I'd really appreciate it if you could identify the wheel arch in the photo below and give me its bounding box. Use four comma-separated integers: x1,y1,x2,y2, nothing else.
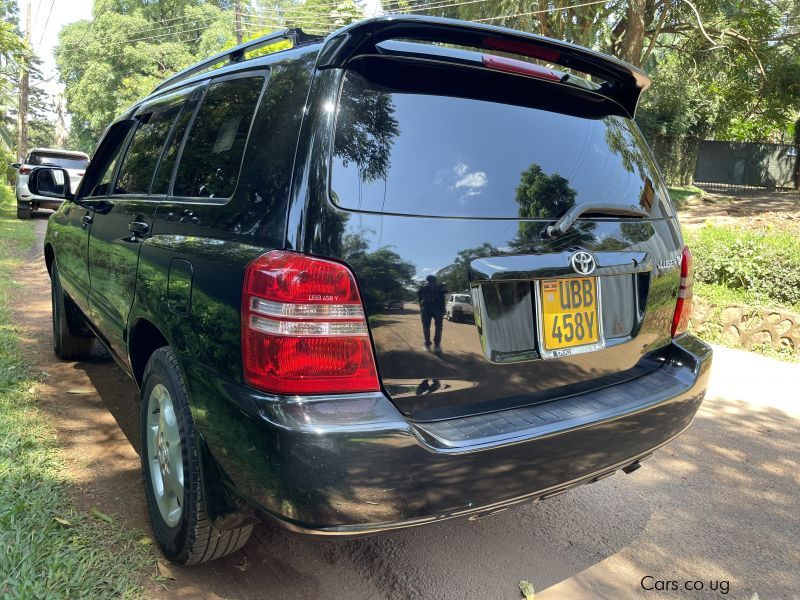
44,242,55,275
129,318,170,387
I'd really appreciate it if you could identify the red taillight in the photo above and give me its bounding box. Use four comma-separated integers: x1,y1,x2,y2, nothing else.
77,171,85,176
19,166,31,174
242,251,380,395
482,54,562,82
482,37,562,63
671,246,693,338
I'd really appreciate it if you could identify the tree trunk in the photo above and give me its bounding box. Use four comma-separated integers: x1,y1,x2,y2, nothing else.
620,0,647,66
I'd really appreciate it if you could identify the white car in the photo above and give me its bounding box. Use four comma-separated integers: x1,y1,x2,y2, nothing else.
13,148,89,219
446,292,474,322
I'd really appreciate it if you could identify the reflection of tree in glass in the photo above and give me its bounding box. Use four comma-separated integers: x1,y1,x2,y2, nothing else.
342,231,416,311
512,163,597,250
333,74,400,183
620,221,653,244
437,243,499,292
603,116,648,176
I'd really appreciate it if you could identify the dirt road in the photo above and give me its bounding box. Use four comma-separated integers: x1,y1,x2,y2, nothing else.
15,216,800,599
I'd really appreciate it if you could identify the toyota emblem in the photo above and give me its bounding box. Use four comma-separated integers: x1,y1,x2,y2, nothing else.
571,251,596,275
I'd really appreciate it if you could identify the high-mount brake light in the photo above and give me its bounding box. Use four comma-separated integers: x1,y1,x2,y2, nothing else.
481,54,562,82
241,251,380,395
482,36,562,63
671,246,694,338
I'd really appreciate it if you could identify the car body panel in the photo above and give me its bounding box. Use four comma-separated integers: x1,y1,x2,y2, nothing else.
182,334,710,533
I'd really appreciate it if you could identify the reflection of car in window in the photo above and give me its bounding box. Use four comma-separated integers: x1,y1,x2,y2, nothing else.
43,17,711,567
446,293,474,322
14,148,89,219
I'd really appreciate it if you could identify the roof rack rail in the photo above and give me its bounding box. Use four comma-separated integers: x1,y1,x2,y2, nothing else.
153,28,324,93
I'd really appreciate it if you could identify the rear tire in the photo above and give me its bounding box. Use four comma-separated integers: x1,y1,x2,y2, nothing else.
140,347,252,565
17,203,31,219
51,262,94,359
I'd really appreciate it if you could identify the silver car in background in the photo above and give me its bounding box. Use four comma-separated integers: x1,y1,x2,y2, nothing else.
446,292,474,322
13,148,89,219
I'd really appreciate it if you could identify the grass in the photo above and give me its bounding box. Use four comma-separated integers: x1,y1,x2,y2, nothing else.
685,222,800,363
0,185,154,598
668,185,704,209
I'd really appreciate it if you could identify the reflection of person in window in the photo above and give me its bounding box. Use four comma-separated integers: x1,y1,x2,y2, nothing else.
418,275,447,352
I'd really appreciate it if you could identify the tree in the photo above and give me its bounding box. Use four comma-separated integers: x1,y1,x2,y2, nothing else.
0,0,26,179
56,1,235,151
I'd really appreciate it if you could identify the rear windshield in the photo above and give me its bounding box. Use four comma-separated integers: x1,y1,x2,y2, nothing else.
330,71,667,219
28,153,88,170
453,295,471,304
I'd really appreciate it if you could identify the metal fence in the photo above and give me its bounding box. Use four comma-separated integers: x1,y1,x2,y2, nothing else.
693,140,798,193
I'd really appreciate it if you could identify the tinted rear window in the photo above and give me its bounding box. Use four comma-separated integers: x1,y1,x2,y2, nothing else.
331,71,666,219
29,153,88,170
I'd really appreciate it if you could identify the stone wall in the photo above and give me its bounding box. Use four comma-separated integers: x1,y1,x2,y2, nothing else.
691,300,800,354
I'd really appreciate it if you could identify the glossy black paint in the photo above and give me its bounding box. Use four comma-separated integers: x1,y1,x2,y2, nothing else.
44,18,711,534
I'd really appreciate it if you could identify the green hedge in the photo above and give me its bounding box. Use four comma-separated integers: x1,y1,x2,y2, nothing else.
686,225,800,309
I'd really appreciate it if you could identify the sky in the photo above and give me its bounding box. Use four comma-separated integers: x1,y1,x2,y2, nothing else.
18,0,93,105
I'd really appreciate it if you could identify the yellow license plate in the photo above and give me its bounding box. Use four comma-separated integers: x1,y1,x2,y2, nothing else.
540,277,600,351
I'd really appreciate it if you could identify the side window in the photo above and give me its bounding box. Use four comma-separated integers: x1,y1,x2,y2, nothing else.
88,142,127,197
172,75,264,199
114,94,187,195
151,87,205,195
79,120,137,198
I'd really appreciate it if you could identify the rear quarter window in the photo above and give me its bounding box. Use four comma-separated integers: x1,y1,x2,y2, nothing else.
171,75,265,199
330,71,670,220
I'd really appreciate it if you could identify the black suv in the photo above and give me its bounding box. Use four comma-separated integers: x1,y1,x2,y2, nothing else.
36,16,712,565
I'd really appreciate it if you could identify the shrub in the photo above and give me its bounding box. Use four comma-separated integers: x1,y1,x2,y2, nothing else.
687,225,800,308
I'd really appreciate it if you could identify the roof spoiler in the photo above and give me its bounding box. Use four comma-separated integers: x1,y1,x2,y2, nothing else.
317,16,650,117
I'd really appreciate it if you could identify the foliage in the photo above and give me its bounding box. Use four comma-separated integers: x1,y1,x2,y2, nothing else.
56,2,235,151
687,224,800,309
0,190,153,597
342,230,416,310
0,0,27,155
667,184,704,209
56,0,366,152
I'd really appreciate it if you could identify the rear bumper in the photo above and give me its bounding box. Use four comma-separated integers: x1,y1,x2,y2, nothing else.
189,335,711,536
17,195,64,210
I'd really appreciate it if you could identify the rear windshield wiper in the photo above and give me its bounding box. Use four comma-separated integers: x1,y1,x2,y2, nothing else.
545,203,648,238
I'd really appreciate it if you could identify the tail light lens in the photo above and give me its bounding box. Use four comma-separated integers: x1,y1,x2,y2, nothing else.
671,246,693,338
19,166,31,175
242,251,380,395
